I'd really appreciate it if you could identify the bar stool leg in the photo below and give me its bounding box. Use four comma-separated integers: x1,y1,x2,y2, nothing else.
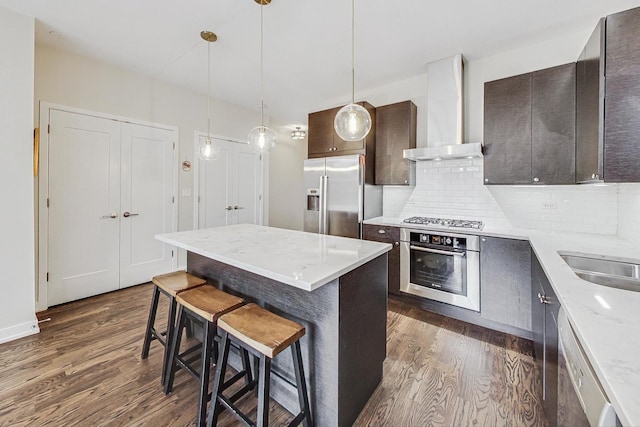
164,305,186,395
207,331,231,427
292,341,313,427
196,320,215,427
141,285,161,359
256,355,271,427
161,297,178,386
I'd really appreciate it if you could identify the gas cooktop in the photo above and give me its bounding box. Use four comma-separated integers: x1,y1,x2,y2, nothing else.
402,216,484,230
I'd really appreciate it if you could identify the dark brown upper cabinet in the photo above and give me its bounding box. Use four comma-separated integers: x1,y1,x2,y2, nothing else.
603,7,640,182
307,101,376,159
483,63,576,185
484,73,533,185
375,101,417,185
577,7,640,183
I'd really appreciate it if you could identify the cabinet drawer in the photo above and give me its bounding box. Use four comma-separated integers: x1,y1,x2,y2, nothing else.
362,224,399,244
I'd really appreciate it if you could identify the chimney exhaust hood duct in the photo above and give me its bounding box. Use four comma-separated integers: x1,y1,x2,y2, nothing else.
404,54,483,161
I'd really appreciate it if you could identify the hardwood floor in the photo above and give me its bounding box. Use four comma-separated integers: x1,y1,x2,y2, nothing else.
0,284,545,426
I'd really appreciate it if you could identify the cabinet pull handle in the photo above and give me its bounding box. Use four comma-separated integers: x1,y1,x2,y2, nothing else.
537,292,550,304
533,177,540,183
378,229,386,234
394,242,399,246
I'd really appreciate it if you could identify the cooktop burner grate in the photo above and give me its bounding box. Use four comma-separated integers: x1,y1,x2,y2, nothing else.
403,216,484,230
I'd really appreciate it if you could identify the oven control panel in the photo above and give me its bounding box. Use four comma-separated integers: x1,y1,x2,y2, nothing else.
410,232,466,250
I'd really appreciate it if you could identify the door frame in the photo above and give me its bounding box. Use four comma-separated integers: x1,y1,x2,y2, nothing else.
192,131,269,230
37,102,179,311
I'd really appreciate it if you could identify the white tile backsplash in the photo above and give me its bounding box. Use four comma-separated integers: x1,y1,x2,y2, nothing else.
384,158,620,234
617,184,640,245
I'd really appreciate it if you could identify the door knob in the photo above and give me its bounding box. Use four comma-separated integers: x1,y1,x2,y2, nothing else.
123,212,139,218
101,212,118,219
225,206,233,210
234,206,244,210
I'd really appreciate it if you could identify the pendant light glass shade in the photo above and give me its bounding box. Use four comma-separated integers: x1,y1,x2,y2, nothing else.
334,103,371,142
335,0,371,142
199,30,218,161
198,137,219,160
248,0,275,153
248,125,276,152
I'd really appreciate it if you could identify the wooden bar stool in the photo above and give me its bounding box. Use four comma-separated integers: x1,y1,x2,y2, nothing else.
164,285,251,427
141,270,206,386
206,303,313,427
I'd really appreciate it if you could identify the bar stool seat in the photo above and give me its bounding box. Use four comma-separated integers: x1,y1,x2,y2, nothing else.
141,270,206,386
165,285,248,427
207,303,313,427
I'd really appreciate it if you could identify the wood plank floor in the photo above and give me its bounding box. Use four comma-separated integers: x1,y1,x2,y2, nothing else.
0,284,545,426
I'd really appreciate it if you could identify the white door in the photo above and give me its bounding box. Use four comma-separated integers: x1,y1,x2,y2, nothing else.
197,136,263,228
48,110,121,306
198,137,234,228
46,108,177,307
119,123,175,288
236,149,261,224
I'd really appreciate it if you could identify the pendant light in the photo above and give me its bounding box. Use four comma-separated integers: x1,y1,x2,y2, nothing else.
334,0,371,142
248,0,276,153
198,30,219,161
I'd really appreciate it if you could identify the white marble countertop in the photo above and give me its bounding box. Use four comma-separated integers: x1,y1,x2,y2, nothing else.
156,224,391,292
365,216,640,426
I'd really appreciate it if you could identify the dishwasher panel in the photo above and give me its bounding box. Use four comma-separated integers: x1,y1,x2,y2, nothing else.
557,307,619,427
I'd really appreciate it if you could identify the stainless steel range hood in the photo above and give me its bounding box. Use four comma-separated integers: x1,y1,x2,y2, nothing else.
404,54,483,161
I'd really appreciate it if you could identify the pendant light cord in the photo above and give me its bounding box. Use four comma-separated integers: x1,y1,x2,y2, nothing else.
260,3,265,128
351,0,355,104
207,39,212,140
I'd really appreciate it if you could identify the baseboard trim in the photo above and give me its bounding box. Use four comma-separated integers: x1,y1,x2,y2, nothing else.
0,319,40,345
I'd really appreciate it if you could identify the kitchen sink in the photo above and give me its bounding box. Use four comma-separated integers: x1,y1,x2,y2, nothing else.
560,253,640,292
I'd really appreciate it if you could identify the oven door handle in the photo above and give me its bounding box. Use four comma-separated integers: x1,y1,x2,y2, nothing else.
409,245,466,257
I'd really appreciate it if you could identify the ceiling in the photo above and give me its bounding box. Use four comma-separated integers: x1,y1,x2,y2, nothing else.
2,0,640,126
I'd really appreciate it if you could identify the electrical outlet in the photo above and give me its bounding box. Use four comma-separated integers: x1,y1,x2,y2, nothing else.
541,201,557,210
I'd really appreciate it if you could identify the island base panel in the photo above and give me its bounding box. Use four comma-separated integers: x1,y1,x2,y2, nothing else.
187,252,387,427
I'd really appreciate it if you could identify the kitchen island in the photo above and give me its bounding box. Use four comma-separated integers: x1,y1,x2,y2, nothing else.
156,224,391,427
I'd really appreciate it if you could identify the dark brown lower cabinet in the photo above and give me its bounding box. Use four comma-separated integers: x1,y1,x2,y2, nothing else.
480,236,532,335
532,252,559,427
362,224,400,295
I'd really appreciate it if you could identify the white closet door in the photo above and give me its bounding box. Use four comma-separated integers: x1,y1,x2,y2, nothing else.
198,137,234,228
119,123,175,288
235,145,261,225
48,110,121,306
197,137,264,228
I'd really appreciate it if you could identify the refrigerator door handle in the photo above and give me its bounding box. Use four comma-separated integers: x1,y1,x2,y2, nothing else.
320,175,328,234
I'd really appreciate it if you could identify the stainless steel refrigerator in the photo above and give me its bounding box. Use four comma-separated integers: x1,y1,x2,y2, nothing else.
303,154,382,238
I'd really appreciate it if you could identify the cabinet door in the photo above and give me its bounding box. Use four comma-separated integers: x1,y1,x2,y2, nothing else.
483,74,532,184
604,7,640,182
362,224,400,295
480,237,532,331
532,64,576,184
532,252,559,426
544,289,559,427
308,107,338,157
375,101,417,185
576,20,605,183
531,254,546,397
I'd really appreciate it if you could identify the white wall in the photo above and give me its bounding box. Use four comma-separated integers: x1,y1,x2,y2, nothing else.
0,6,39,343
618,184,640,245
268,123,307,231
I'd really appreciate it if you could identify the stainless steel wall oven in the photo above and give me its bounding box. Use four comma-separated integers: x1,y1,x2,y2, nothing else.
400,228,480,311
